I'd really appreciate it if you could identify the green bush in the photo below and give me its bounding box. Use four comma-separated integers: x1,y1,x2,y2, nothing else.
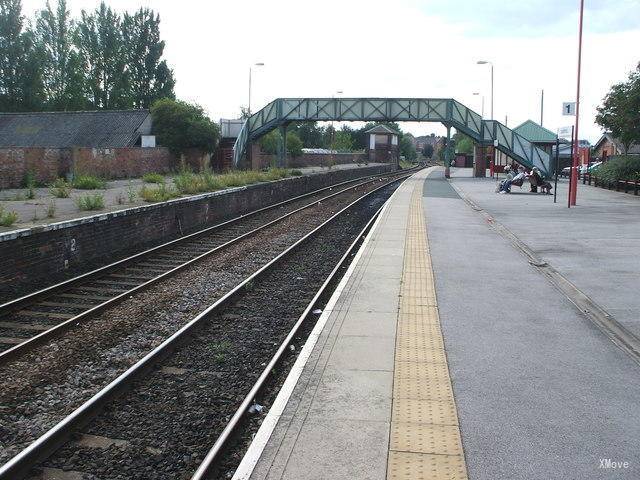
287,132,303,158
0,206,19,227
76,193,105,210
139,183,180,202
50,178,72,198
290,169,303,176
73,175,107,190
142,172,165,184
151,98,219,156
595,155,640,183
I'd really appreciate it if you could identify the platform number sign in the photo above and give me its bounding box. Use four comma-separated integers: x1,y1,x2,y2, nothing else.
562,102,576,116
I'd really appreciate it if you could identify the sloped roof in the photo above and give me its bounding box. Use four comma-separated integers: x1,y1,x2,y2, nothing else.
0,110,151,148
513,120,557,144
365,124,398,135
594,132,640,154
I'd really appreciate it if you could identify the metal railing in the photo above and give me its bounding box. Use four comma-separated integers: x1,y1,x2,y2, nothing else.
233,98,552,176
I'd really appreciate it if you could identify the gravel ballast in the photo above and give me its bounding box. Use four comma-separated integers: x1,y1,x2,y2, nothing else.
0,175,405,467
32,179,402,480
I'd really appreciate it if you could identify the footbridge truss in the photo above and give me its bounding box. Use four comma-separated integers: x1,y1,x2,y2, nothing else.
233,98,552,176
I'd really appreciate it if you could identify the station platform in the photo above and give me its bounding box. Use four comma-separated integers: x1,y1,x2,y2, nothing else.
233,167,640,480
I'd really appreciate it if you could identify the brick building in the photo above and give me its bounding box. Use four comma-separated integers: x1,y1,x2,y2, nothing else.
0,110,175,188
365,125,399,164
593,133,640,160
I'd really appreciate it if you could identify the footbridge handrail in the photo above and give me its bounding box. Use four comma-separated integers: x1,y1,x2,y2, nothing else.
233,98,551,176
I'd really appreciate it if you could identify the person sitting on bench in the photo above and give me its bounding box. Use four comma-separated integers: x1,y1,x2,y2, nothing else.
499,166,526,193
530,167,553,194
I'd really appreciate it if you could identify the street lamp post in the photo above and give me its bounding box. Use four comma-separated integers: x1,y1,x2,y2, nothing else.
477,60,493,120
248,62,265,118
477,60,494,177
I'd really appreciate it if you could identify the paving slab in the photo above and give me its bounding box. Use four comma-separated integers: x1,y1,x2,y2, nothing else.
448,167,640,337
427,168,640,479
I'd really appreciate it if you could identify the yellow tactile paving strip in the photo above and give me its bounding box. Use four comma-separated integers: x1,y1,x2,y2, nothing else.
387,184,468,480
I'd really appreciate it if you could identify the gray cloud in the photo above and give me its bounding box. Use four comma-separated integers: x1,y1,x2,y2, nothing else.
417,0,640,36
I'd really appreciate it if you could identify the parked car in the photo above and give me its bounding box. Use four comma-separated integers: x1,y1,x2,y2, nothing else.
588,161,603,172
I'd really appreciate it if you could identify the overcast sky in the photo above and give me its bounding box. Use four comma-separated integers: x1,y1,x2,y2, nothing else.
22,0,640,142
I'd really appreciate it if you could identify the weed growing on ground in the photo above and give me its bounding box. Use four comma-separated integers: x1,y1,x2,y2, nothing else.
290,169,303,176
127,181,137,203
142,172,165,184
212,340,232,363
139,183,179,202
32,207,38,221
46,199,56,218
13,192,25,201
0,206,18,227
73,175,107,190
49,178,72,198
76,193,105,211
115,191,126,205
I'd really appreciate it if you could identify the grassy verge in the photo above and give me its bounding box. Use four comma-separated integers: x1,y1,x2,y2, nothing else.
137,168,300,203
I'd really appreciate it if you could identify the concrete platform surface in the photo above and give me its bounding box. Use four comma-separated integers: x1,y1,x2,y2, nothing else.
233,167,640,480
448,168,640,338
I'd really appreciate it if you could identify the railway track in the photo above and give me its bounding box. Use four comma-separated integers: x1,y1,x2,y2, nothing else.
0,168,412,363
0,168,420,478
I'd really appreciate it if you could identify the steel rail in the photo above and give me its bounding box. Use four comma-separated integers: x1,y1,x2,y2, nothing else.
190,179,399,480
0,169,412,364
0,170,415,480
1,169,398,315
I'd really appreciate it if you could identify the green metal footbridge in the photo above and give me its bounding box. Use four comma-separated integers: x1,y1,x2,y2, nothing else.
233,98,552,176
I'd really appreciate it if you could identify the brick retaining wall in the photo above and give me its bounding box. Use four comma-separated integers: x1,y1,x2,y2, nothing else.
0,164,394,301
0,146,175,189
72,147,173,178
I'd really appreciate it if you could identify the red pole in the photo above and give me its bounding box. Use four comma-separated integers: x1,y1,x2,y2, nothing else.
569,0,584,206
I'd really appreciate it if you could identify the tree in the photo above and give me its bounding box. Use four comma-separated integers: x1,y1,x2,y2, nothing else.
75,2,129,109
400,136,417,161
35,0,86,110
423,143,434,159
151,98,219,155
596,63,640,154
286,131,303,158
333,130,354,152
0,0,44,111
289,121,324,147
453,132,473,154
259,129,280,155
122,8,174,108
